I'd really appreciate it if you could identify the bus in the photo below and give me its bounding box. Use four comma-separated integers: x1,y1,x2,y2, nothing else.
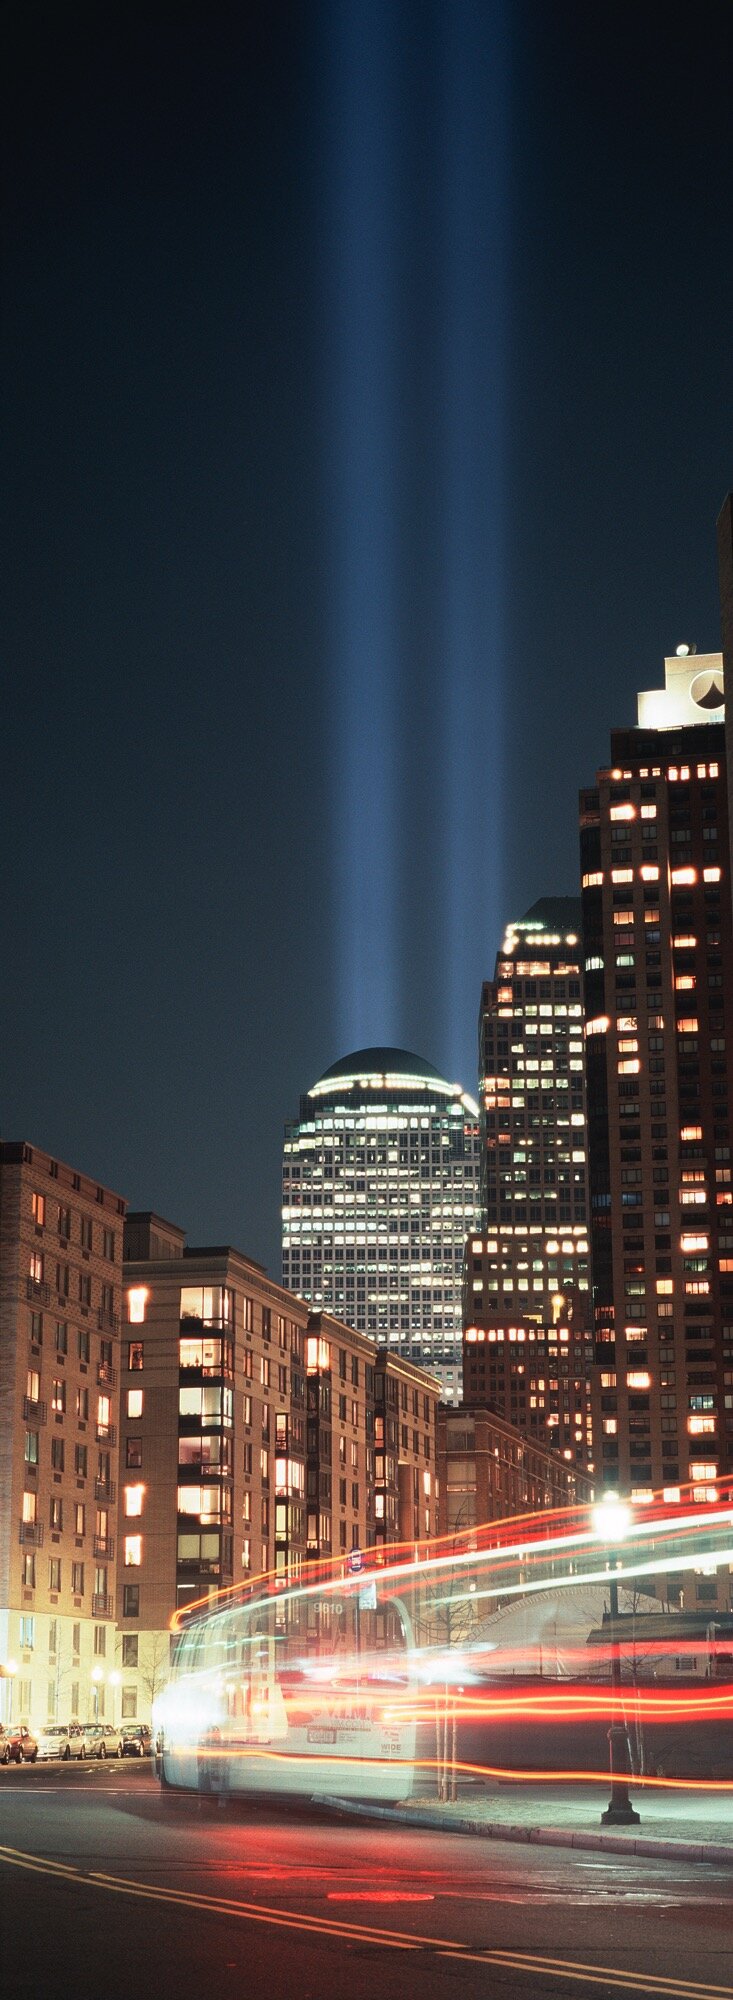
155,1565,420,1802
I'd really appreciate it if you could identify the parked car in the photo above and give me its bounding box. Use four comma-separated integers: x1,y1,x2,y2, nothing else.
121,1723,152,1758
0,1724,38,1764
87,1723,123,1758
36,1724,87,1761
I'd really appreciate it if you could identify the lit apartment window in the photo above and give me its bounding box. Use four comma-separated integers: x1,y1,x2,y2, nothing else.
126,1389,143,1419
124,1536,142,1566
32,1192,45,1226
127,1288,148,1324
124,1485,145,1517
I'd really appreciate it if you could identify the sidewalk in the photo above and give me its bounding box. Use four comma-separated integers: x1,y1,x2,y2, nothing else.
325,1779,733,1867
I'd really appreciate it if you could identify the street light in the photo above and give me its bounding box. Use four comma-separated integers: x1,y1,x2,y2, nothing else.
592,1494,640,1827
108,1669,121,1727
1,1660,18,1727
90,1664,105,1723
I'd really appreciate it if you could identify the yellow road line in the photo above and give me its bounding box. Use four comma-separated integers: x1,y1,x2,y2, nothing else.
0,1842,731,1997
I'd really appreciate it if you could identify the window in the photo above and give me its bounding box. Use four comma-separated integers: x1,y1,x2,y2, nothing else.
22,1553,36,1588
80,1216,93,1251
29,1310,43,1345
26,1368,40,1405
124,1485,144,1517
51,1437,64,1471
78,1273,91,1307
94,1624,107,1657
74,1445,87,1477
124,1536,142,1567
78,1327,90,1363
123,1584,139,1617
102,1227,116,1261
22,1491,37,1525
75,1503,85,1535
126,1388,143,1419
50,1497,63,1530
121,1687,138,1719
72,1562,85,1595
29,1251,44,1284
32,1192,45,1227
19,1616,35,1650
127,1287,148,1323
51,1378,66,1414
126,1437,143,1469
76,1387,89,1420
128,1342,144,1371
24,1431,39,1466
55,1319,67,1355
121,1635,138,1668
49,1559,61,1592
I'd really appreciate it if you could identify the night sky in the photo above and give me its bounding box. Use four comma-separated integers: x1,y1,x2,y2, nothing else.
3,1,733,1275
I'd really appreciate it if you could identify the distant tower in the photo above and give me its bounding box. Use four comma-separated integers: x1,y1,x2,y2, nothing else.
282,1047,481,1402
470,900,590,1318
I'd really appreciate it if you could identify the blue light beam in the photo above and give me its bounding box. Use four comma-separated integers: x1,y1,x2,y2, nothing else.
322,0,400,1050
439,0,511,1078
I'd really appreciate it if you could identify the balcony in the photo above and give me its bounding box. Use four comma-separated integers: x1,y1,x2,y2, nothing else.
95,1423,116,1445
92,1593,113,1617
26,1276,50,1305
22,1396,47,1424
93,1535,115,1559
96,1363,117,1387
97,1307,119,1333
94,1478,116,1503
19,1520,44,1546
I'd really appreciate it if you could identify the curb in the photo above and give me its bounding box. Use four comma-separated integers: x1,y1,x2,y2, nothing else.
320,1796,733,1869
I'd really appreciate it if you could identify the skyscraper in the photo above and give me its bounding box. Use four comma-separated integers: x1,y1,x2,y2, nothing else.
282,1047,481,1401
580,647,733,1503
468,900,590,1321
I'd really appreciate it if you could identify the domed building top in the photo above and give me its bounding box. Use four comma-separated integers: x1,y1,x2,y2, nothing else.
308,1047,478,1107
315,1046,444,1088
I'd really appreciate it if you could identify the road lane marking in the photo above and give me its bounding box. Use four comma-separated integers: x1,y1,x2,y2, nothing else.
0,1842,731,1996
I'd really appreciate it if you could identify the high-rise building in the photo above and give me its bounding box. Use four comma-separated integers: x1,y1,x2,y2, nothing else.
282,1047,481,1401
580,647,733,1503
472,900,590,1321
0,1139,126,1730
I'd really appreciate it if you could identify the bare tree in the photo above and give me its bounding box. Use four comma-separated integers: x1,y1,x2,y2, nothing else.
138,1633,172,1715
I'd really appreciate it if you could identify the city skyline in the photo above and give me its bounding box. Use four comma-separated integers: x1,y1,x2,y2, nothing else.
3,6,733,1276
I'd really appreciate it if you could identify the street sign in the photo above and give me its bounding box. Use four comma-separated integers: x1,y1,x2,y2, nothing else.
347,1548,364,1573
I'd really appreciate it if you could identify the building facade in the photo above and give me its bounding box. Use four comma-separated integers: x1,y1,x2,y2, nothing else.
476,901,590,1323
118,1214,311,1721
117,1219,440,1724
282,1047,481,1401
437,1401,592,1538
461,1295,595,1474
580,648,733,1501
0,1140,126,1729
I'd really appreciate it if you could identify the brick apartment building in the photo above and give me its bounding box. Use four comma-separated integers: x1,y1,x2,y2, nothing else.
117,1215,440,1724
0,1141,126,1729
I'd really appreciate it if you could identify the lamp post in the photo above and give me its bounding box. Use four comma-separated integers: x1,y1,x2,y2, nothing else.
91,1664,105,1723
108,1669,121,1728
592,1493,640,1827
1,1660,18,1727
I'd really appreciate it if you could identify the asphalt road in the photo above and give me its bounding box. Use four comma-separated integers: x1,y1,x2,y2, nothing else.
1,1760,732,2000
